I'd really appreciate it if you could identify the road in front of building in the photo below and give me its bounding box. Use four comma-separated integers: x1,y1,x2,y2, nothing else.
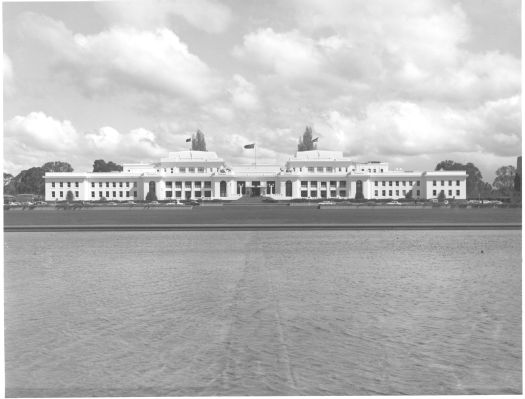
3,206,521,228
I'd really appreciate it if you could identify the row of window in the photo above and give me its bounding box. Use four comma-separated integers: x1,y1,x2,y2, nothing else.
165,190,212,198
165,181,212,188
433,180,461,186
90,191,138,198
300,180,347,188
153,167,218,174
91,182,137,188
50,191,79,198
433,190,461,197
50,182,79,188
374,190,420,197
374,180,420,187
291,167,385,173
300,190,347,198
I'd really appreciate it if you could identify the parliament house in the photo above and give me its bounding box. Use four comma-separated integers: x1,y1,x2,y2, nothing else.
44,150,467,201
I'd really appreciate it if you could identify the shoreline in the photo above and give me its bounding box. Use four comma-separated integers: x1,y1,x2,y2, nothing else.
5,223,521,232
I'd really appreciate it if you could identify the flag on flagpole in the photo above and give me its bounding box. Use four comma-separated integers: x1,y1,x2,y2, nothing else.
244,143,255,149
186,138,191,143
312,137,319,143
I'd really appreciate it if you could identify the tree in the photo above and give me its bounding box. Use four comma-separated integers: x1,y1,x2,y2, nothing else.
435,160,489,198
42,161,74,173
405,190,413,200
192,130,207,151
93,159,123,172
297,126,315,151
66,190,74,202
437,190,446,202
11,167,46,196
145,191,158,202
493,165,516,196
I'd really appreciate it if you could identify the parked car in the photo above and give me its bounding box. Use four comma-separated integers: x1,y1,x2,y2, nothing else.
386,200,402,205
150,201,159,205
184,200,200,206
107,201,118,206
318,201,335,205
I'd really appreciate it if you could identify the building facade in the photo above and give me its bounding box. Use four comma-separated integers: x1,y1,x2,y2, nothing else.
44,150,467,201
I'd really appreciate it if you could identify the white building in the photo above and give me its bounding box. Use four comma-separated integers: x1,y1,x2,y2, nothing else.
44,150,467,201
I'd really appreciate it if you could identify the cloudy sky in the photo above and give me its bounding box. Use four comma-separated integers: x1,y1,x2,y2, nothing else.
3,0,521,179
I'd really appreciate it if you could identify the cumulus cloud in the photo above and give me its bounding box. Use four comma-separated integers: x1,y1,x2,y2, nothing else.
18,12,220,102
229,75,260,110
95,0,232,33
4,112,165,172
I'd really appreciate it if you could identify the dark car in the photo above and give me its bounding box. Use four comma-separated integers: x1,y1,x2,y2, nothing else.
184,200,200,206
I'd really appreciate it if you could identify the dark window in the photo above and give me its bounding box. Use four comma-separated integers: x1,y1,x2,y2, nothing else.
204,181,211,188
166,191,172,197
67,182,71,188
113,191,116,197
119,182,123,187
339,190,346,197
175,191,182,198
106,191,110,197
91,182,95,187
456,180,460,186
195,191,202,197
433,180,436,186
51,191,55,197
285,181,293,197
330,190,336,197
220,181,227,197
382,190,386,196
113,182,116,187
448,190,452,196
301,190,308,198
301,181,308,187
389,190,392,196
417,190,420,196
310,190,317,197
106,182,109,187
133,191,137,197
204,191,211,198
456,190,460,196
126,192,130,197
52,182,55,187
60,182,63,187
195,181,201,188
119,192,123,197
339,180,346,188
59,191,63,197
91,191,95,197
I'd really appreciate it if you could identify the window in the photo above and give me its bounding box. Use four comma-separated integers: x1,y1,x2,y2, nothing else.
301,181,308,188
133,182,137,187
113,191,116,197
91,182,95,188
106,182,109,187
389,190,392,196
448,190,452,196
416,190,420,196
456,190,460,196
382,190,386,196
113,182,116,187
204,181,211,188
382,181,386,186
99,182,103,187
389,181,393,186
433,190,437,196
133,191,137,197
374,181,378,186
321,181,327,187
175,181,182,188
75,191,79,197
91,191,95,198
310,181,317,187
402,181,406,186
195,191,202,197
180,167,186,173
417,181,420,186
166,191,172,197
330,181,336,187
374,190,378,196
308,167,314,172
448,180,452,186
330,190,336,197
175,191,181,198
195,182,201,188
395,181,399,186
380,169,384,172
204,191,211,198
317,167,323,172
60,182,63,188
185,181,192,188
198,168,204,173
119,182,123,187
339,190,346,197
310,190,317,197
395,190,399,196
166,181,172,188
99,192,103,197
339,180,346,188
119,192,123,198
441,180,445,186
409,181,413,186
59,192,63,197
373,169,376,173
456,180,460,186
301,190,308,198
106,191,110,197
171,168,174,174
326,167,333,172
52,182,55,188
433,180,436,186
189,167,195,173
74,182,78,188
368,169,371,173
126,192,130,197
402,190,406,196
67,182,71,188
51,191,55,197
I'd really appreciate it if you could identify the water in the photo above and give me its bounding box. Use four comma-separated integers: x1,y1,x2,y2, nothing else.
4,230,522,396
